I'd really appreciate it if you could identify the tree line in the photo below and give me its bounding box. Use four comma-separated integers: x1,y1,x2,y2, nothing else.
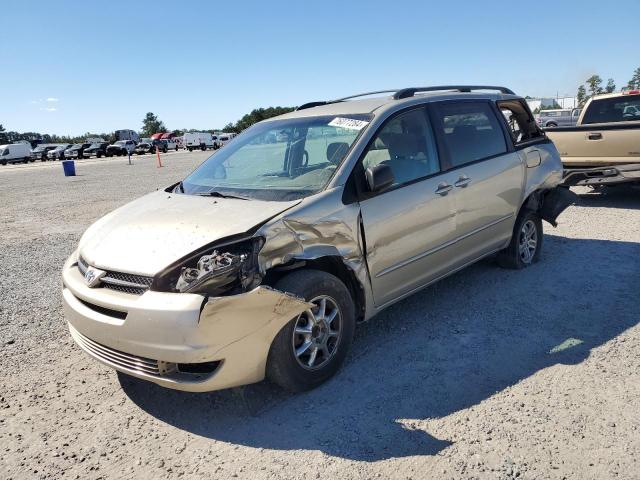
1,106,295,145
576,67,640,106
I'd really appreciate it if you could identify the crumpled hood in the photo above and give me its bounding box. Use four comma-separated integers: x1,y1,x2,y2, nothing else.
78,190,300,275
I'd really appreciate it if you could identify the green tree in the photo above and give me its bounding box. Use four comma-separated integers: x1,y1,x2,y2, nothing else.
576,85,587,106
224,106,295,133
586,75,603,97
141,112,167,136
605,78,616,93
628,67,640,89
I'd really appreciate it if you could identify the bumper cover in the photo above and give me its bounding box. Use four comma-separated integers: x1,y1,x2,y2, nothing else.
61,254,310,392
561,163,640,186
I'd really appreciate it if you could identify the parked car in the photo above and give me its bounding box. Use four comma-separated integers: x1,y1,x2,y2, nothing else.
217,134,236,147
160,139,178,151
83,142,109,158
47,144,72,160
536,108,581,128
545,89,640,186
106,140,136,156
134,141,154,155
0,143,33,165
62,85,575,394
184,132,216,151
30,144,58,161
64,143,92,159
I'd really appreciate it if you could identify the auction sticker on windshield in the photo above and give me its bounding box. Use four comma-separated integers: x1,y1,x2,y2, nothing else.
328,117,369,130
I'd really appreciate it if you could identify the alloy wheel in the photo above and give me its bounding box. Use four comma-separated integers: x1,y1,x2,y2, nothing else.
519,219,538,264
292,295,342,370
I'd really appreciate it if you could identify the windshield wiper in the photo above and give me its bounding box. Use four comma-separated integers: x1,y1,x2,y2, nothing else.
197,190,250,200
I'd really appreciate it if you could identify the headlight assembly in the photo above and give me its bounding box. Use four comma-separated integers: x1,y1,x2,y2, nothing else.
152,237,263,296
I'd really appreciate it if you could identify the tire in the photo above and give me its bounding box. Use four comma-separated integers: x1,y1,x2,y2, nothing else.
97,153,102,158
546,122,557,128
0,161,5,166
266,270,356,392
497,209,543,269
201,144,206,151
163,147,167,153
188,147,192,152
175,146,178,151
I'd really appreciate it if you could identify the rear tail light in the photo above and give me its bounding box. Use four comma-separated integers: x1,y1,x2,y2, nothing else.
622,90,640,95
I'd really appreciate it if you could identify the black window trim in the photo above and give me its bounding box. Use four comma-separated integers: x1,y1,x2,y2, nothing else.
347,103,446,202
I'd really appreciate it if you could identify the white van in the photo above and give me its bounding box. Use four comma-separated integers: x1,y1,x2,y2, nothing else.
0,143,33,165
184,132,216,151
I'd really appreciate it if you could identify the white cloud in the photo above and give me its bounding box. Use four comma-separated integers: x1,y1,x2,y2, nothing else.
40,106,57,112
46,97,59,102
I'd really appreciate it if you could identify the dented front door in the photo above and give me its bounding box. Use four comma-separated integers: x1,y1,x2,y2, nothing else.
360,175,458,307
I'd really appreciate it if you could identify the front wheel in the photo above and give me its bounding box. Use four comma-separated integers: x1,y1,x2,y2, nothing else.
497,210,543,269
267,270,356,392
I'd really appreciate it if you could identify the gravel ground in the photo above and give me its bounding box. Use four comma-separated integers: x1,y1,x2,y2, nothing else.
1,153,639,480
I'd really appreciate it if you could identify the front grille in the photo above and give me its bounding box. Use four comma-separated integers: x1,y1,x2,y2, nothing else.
70,325,162,377
77,297,127,320
77,257,153,295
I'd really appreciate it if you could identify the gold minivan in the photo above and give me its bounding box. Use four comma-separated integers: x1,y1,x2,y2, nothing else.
62,86,575,392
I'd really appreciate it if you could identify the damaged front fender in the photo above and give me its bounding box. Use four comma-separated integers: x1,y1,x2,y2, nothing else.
199,286,312,353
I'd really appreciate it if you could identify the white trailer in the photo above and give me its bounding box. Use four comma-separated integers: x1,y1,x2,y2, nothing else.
0,143,33,165
184,132,216,151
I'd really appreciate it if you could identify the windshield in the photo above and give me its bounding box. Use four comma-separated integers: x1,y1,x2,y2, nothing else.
114,141,126,145
181,114,371,201
582,96,640,124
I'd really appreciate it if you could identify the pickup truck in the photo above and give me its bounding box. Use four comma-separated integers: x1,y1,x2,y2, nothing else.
545,90,640,186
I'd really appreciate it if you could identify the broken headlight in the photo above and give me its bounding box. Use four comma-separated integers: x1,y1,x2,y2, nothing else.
153,237,263,296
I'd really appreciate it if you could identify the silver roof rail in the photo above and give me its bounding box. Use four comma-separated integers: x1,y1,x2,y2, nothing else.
296,86,516,110
393,85,515,99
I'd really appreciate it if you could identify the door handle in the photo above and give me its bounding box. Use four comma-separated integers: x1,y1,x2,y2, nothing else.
435,182,453,196
454,175,471,188
587,132,603,140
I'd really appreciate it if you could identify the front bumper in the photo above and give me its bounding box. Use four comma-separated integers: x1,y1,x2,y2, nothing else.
61,253,309,392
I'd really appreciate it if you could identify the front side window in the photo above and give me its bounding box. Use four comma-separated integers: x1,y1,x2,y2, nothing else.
582,96,640,123
433,102,507,167
361,108,439,186
181,114,370,201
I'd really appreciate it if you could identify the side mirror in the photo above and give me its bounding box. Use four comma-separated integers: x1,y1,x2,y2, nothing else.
365,164,395,192
526,150,541,168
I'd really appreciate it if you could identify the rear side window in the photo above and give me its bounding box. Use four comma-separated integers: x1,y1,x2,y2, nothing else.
432,102,507,167
582,96,640,124
498,99,544,146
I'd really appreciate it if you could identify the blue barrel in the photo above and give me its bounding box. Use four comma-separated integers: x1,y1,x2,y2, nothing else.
62,160,76,177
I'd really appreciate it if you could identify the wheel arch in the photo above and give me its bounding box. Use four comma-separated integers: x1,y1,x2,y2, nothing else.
263,256,366,323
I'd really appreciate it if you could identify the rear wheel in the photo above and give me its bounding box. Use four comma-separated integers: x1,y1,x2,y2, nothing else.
497,210,543,269
267,270,356,392
546,122,558,128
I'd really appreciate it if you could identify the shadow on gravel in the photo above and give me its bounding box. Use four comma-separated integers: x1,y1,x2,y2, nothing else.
575,184,640,210
121,234,640,461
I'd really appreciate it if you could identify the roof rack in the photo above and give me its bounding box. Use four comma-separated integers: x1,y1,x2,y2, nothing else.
296,85,515,110
296,90,400,110
393,85,515,99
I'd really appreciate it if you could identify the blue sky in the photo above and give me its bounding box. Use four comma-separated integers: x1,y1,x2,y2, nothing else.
2,0,638,136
